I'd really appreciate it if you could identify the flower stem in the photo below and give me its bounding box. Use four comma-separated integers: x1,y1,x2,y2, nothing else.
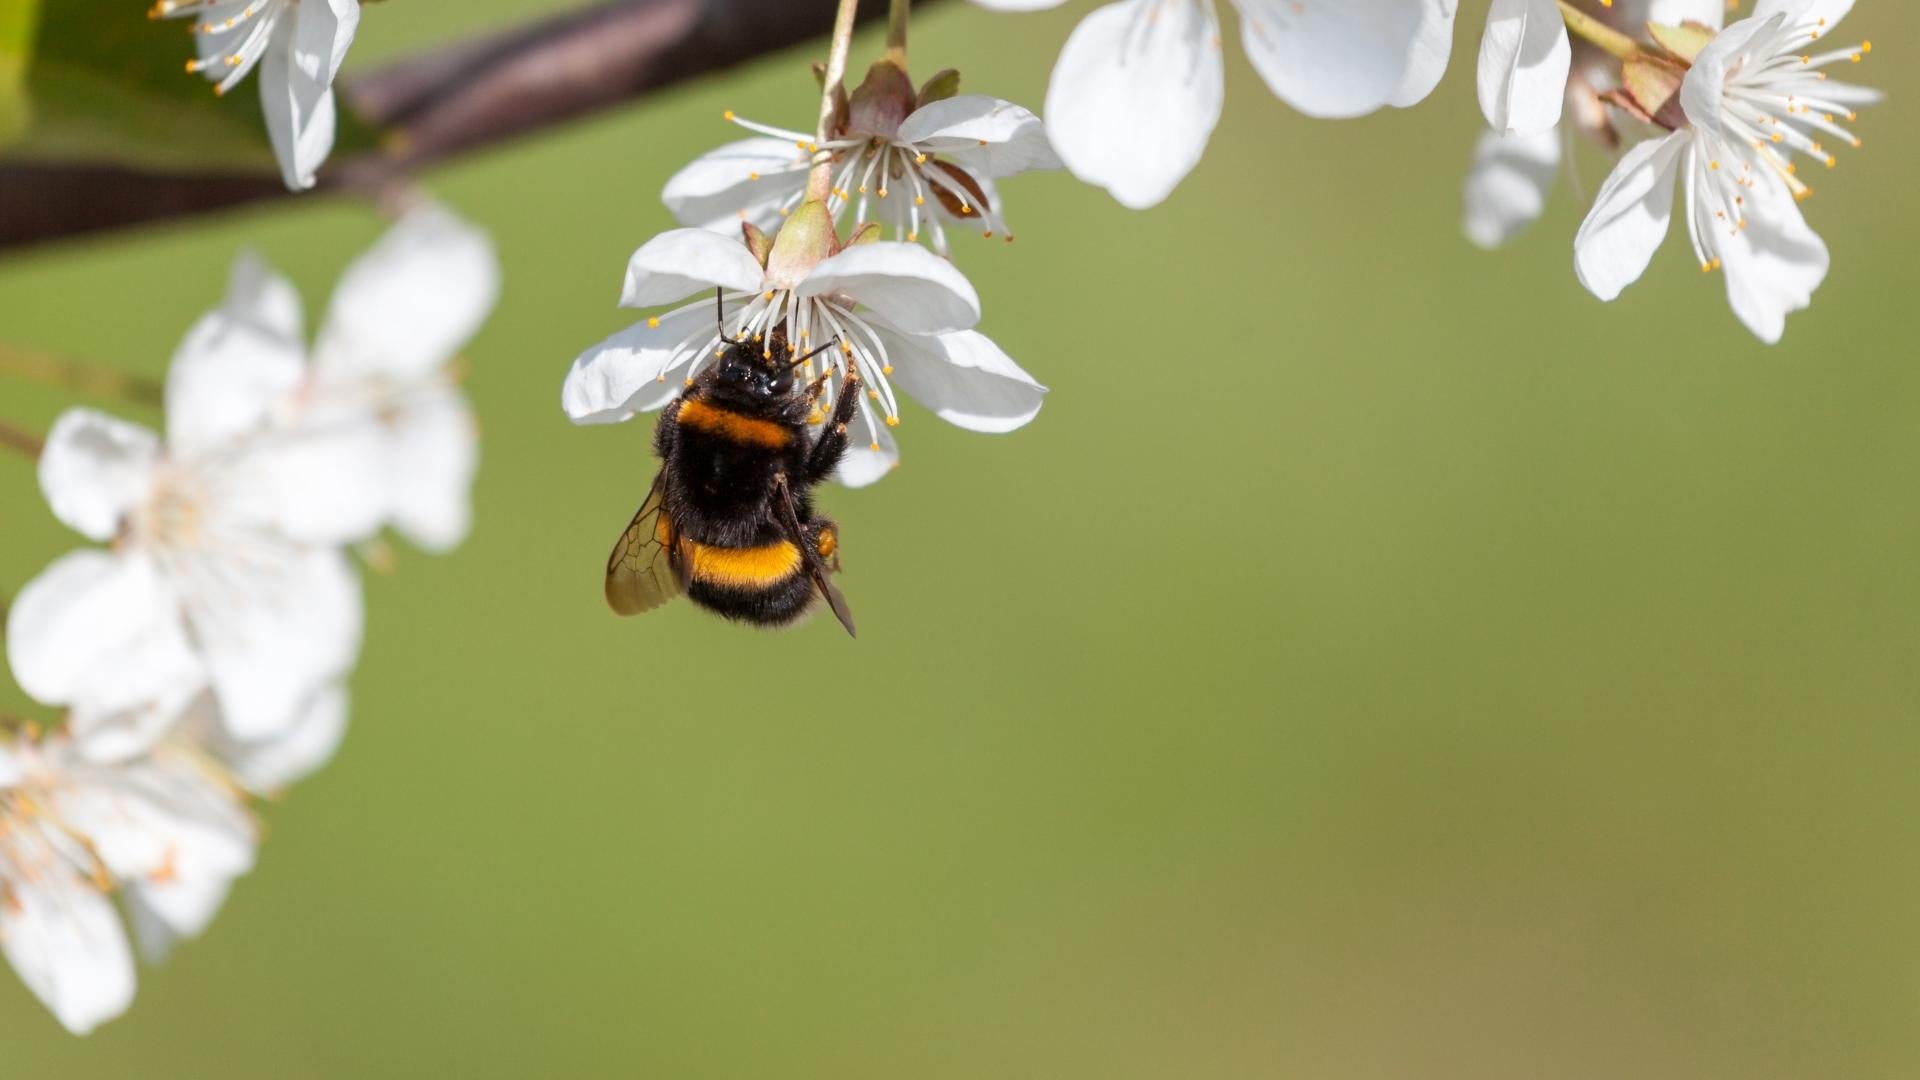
1557,0,1640,61
807,0,862,203
885,0,909,69
0,343,164,407
0,419,44,460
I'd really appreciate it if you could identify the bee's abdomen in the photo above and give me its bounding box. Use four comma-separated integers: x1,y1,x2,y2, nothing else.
684,539,815,626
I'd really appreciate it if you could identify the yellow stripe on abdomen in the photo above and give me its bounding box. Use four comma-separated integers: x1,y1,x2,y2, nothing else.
687,539,801,589
677,398,791,448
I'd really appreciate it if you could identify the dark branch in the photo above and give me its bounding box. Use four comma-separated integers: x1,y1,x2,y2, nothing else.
0,0,932,252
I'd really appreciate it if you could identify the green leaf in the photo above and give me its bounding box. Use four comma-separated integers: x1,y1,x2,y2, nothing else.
6,4,382,173
0,0,40,148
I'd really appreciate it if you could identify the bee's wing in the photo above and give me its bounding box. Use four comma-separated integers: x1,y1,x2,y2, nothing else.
772,474,856,638
604,474,688,616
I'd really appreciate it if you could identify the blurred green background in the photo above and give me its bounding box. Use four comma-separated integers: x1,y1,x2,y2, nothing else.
4,1,1920,1075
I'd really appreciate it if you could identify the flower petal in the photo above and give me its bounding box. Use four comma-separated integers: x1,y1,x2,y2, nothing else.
1648,0,1727,30
223,250,306,342
315,202,500,381
619,228,766,309
165,288,308,458
0,869,136,1036
896,95,1063,175
871,326,1047,433
562,303,711,424
1718,179,1828,344
236,408,389,546
1392,0,1460,107
1235,0,1427,118
5,550,204,759
1477,0,1571,135
836,410,900,488
217,682,351,794
383,384,479,552
1044,0,1223,209
194,547,362,741
1752,0,1851,28
259,22,339,192
661,136,813,233
1574,131,1687,302
1463,126,1562,249
799,242,980,334
37,408,159,542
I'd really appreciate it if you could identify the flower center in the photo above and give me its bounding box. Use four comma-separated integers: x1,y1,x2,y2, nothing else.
155,0,289,96
720,111,1011,253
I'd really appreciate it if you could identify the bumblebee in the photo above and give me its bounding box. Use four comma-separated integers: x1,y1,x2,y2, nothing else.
604,292,859,636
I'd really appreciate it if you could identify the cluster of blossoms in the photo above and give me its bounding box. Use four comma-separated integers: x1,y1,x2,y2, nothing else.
568,56,1054,479
2,203,497,1033
969,0,1880,341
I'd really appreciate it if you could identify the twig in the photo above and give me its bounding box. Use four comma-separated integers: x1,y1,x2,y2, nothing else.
0,420,45,460
886,0,910,70
807,0,862,203
0,0,936,252
0,342,165,406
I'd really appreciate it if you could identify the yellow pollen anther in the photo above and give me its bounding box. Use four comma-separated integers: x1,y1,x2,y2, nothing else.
877,187,889,198
914,195,925,206
884,416,900,428
724,110,736,120
647,317,660,329
762,291,774,300
869,441,880,452
748,171,760,181
914,152,927,164
881,365,894,376
906,231,918,242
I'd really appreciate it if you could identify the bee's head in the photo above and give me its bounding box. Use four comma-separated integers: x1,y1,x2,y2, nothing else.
714,342,795,401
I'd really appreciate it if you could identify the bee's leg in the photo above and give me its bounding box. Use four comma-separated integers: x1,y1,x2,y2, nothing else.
804,369,862,484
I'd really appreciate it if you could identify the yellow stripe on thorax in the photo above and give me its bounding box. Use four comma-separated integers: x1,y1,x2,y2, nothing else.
687,539,801,589
677,398,791,448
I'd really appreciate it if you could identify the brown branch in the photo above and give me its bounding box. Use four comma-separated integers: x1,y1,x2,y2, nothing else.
0,0,936,252
0,420,45,459
0,342,165,406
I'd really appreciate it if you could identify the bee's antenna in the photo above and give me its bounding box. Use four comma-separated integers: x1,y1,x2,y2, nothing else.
790,337,841,368
716,287,748,346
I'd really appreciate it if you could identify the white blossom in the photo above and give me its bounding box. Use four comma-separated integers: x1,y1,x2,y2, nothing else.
5,256,372,758
153,0,361,190
664,62,1060,256
0,729,255,1034
972,0,1437,208
1573,0,1878,342
563,204,1045,484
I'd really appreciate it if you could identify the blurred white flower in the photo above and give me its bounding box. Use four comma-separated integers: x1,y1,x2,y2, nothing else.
0,728,255,1035
295,202,500,552
154,0,361,190
5,256,371,757
663,62,1061,255
563,203,1045,485
971,0,1436,208
1462,0,1726,248
176,683,350,796
1573,0,1879,342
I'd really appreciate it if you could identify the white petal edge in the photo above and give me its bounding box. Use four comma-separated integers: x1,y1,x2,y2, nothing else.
872,326,1048,433
562,304,712,424
661,137,813,233
1574,131,1688,302
315,201,501,382
1463,126,1562,249
37,408,160,542
1477,0,1572,136
619,228,767,309
1234,0,1427,119
1044,0,1223,209
799,242,980,335
896,95,1064,176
